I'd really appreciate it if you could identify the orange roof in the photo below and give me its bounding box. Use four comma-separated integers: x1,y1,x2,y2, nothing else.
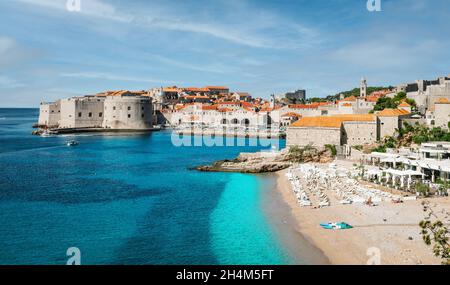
398,102,411,107
240,101,254,108
281,112,302,118
259,107,274,112
218,101,241,106
342,103,353,107
341,96,357,102
218,108,233,113
183,87,210,92
182,95,210,99
201,105,218,111
436,97,450,104
369,89,392,97
289,104,320,109
291,114,376,128
163,87,179,92
205,86,229,90
376,108,410,117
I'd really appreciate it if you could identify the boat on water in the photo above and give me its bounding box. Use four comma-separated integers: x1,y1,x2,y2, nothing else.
320,222,353,230
67,140,78,147
40,130,58,137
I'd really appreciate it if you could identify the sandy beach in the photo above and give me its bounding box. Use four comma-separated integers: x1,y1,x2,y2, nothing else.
274,166,450,265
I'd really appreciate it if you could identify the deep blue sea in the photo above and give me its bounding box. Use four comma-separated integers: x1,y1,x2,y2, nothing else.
0,108,296,265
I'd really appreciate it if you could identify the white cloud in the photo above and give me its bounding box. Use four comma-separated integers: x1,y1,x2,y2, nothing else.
16,0,132,22
60,71,177,85
330,40,442,69
0,75,24,88
0,36,37,68
15,0,319,49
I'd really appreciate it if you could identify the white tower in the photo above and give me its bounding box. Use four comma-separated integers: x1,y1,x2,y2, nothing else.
269,94,275,109
360,77,367,98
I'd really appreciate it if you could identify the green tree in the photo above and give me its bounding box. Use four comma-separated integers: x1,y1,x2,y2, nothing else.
419,201,450,265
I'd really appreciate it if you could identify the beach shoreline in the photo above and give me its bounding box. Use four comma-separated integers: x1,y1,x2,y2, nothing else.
260,174,330,265
272,166,447,265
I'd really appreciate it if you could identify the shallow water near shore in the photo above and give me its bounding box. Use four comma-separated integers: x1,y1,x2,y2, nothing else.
0,108,322,264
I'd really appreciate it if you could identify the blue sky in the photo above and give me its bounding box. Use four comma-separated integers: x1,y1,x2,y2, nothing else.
0,0,449,107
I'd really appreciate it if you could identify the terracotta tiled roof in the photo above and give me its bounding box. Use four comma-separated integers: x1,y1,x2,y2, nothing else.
183,87,210,92
398,102,411,107
376,108,410,117
218,108,233,113
201,105,218,111
290,114,376,128
288,104,320,109
436,97,450,104
218,101,241,106
163,87,180,92
341,96,357,102
365,95,380,103
281,112,302,118
342,103,353,107
182,95,210,99
205,86,229,90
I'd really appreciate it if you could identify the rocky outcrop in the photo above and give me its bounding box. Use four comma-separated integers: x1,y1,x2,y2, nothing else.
195,146,334,173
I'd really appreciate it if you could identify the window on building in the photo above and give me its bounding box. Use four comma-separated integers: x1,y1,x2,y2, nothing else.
141,114,144,118
88,112,92,117
78,112,82,117
99,112,103,117
128,106,131,111
113,106,116,110
128,114,131,118
141,106,144,111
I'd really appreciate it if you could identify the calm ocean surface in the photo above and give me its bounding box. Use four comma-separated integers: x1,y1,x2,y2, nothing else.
0,108,295,265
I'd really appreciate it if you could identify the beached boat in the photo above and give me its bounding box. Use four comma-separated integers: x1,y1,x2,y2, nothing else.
320,222,353,230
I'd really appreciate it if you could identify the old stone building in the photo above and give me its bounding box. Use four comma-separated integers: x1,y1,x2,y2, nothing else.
286,114,377,147
398,75,450,113
425,97,450,129
287,109,411,147
103,94,153,130
59,96,105,129
38,100,61,127
38,93,153,131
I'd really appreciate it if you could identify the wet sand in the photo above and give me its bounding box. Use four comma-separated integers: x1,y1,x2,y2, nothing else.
260,174,330,265
272,168,449,265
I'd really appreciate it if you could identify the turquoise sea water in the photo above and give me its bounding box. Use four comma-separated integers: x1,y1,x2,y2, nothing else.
0,108,294,265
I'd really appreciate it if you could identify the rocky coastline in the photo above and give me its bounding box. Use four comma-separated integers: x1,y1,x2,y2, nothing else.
194,145,334,174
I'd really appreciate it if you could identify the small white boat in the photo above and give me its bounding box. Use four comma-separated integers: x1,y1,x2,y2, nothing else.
67,140,78,147
41,130,57,137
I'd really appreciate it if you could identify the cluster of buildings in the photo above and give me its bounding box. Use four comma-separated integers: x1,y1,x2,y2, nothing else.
37,74,450,141
287,75,450,148
360,142,450,193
